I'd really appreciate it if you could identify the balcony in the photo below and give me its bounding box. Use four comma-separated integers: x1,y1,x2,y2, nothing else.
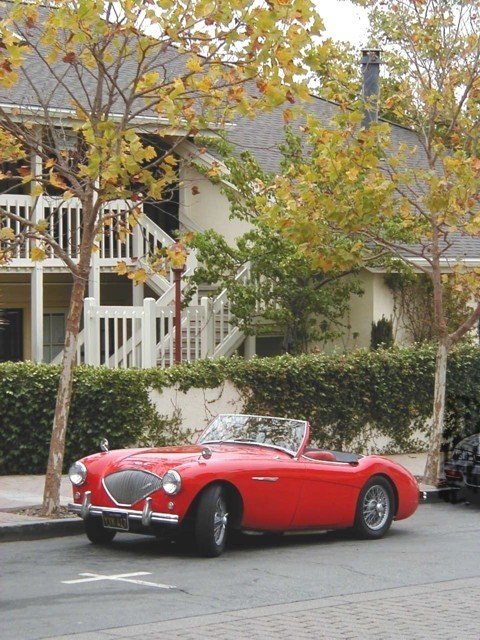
0,194,175,272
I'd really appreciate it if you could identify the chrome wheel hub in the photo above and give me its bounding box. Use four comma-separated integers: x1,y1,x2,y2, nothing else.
213,497,228,546
363,485,389,531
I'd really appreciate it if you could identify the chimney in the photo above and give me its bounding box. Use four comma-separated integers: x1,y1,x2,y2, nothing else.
362,49,381,128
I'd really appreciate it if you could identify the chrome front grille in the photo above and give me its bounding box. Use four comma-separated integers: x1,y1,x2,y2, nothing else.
103,470,163,506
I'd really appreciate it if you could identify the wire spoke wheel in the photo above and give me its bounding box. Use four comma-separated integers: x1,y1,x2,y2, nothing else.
354,476,394,539
362,485,390,531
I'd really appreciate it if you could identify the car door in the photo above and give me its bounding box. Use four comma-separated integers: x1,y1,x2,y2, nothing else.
291,459,360,528
238,455,305,530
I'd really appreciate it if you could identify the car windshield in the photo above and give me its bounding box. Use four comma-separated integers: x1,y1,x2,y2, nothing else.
198,414,308,456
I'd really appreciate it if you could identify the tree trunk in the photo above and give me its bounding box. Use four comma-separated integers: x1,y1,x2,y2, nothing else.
41,273,88,515
423,339,448,486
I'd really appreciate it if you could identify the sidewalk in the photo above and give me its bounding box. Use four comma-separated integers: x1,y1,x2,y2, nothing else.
0,453,433,542
0,474,83,541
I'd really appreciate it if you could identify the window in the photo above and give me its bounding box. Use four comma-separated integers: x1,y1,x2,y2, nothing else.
43,311,67,363
0,309,23,361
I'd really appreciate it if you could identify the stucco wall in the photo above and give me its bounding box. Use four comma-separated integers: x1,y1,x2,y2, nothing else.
149,381,244,439
180,164,250,244
149,383,427,454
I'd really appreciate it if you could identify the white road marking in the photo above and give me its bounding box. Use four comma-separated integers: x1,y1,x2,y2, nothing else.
62,572,176,589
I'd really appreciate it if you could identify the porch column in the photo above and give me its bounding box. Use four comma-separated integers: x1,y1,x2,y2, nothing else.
132,281,144,306
31,265,43,362
88,180,100,303
132,223,144,305
30,136,44,362
244,335,256,359
88,251,100,303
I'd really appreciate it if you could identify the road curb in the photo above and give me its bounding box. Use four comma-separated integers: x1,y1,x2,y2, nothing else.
0,517,83,542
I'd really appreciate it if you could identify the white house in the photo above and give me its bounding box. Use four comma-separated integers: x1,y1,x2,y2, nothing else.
1,7,478,367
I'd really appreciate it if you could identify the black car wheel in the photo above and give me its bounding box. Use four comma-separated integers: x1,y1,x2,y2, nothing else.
354,476,394,539
195,484,228,557
84,517,117,544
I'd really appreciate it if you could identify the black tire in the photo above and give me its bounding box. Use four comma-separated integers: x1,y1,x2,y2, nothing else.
84,517,117,544
195,484,228,557
353,476,394,540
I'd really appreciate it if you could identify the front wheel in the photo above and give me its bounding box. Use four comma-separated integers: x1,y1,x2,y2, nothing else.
195,484,228,557
84,517,117,544
354,476,394,539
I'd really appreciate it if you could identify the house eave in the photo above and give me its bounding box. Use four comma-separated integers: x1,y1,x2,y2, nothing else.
0,103,234,134
367,257,480,273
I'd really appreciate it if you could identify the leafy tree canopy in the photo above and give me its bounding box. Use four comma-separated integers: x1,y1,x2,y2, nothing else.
186,137,363,354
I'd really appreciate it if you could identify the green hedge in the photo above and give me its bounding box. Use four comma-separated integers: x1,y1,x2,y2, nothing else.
0,363,155,474
2,344,480,475
146,343,480,453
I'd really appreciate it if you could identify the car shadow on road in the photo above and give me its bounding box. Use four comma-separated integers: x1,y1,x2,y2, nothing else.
66,525,413,560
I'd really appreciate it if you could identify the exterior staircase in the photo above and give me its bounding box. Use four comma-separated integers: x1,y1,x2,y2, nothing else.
78,219,249,368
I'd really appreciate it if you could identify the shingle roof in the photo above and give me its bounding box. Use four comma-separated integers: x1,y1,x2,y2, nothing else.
226,102,480,263
0,2,190,119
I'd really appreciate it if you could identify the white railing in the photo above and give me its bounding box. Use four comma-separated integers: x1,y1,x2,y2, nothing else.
0,194,140,263
81,259,252,368
83,297,208,369
212,262,250,352
1,195,200,296
156,304,205,368
0,194,32,259
84,298,157,368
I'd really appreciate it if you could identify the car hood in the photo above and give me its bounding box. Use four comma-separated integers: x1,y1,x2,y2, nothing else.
103,443,290,475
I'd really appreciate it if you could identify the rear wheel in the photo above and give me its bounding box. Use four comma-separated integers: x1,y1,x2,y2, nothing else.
195,484,228,557
354,476,394,539
84,517,117,544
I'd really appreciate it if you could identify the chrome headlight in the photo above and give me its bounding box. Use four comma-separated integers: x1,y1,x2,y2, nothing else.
69,461,87,486
162,470,182,495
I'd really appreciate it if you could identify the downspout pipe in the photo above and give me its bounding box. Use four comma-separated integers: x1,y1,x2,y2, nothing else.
362,49,381,128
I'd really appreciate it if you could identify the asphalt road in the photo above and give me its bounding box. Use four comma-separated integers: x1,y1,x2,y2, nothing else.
1,502,479,640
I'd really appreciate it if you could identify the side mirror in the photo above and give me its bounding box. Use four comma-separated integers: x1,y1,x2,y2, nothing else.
201,446,212,460
100,438,109,452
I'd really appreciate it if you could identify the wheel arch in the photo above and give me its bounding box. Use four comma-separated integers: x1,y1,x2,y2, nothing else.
371,473,399,516
184,480,244,529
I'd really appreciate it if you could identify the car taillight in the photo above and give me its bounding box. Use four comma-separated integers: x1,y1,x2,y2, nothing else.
445,469,462,479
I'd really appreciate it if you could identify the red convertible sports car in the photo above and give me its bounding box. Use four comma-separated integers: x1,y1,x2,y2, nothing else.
68,414,419,557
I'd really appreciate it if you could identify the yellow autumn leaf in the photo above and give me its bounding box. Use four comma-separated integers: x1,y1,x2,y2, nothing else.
127,213,138,228
30,246,46,261
115,261,128,276
283,108,294,124
165,243,188,270
163,154,177,166
128,268,148,284
186,57,202,73
34,219,49,233
0,226,15,241
49,171,68,190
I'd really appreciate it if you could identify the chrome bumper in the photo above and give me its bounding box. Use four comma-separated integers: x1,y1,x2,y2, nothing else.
68,491,179,526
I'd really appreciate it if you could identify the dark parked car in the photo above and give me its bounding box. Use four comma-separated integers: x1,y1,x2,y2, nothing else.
444,433,480,503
